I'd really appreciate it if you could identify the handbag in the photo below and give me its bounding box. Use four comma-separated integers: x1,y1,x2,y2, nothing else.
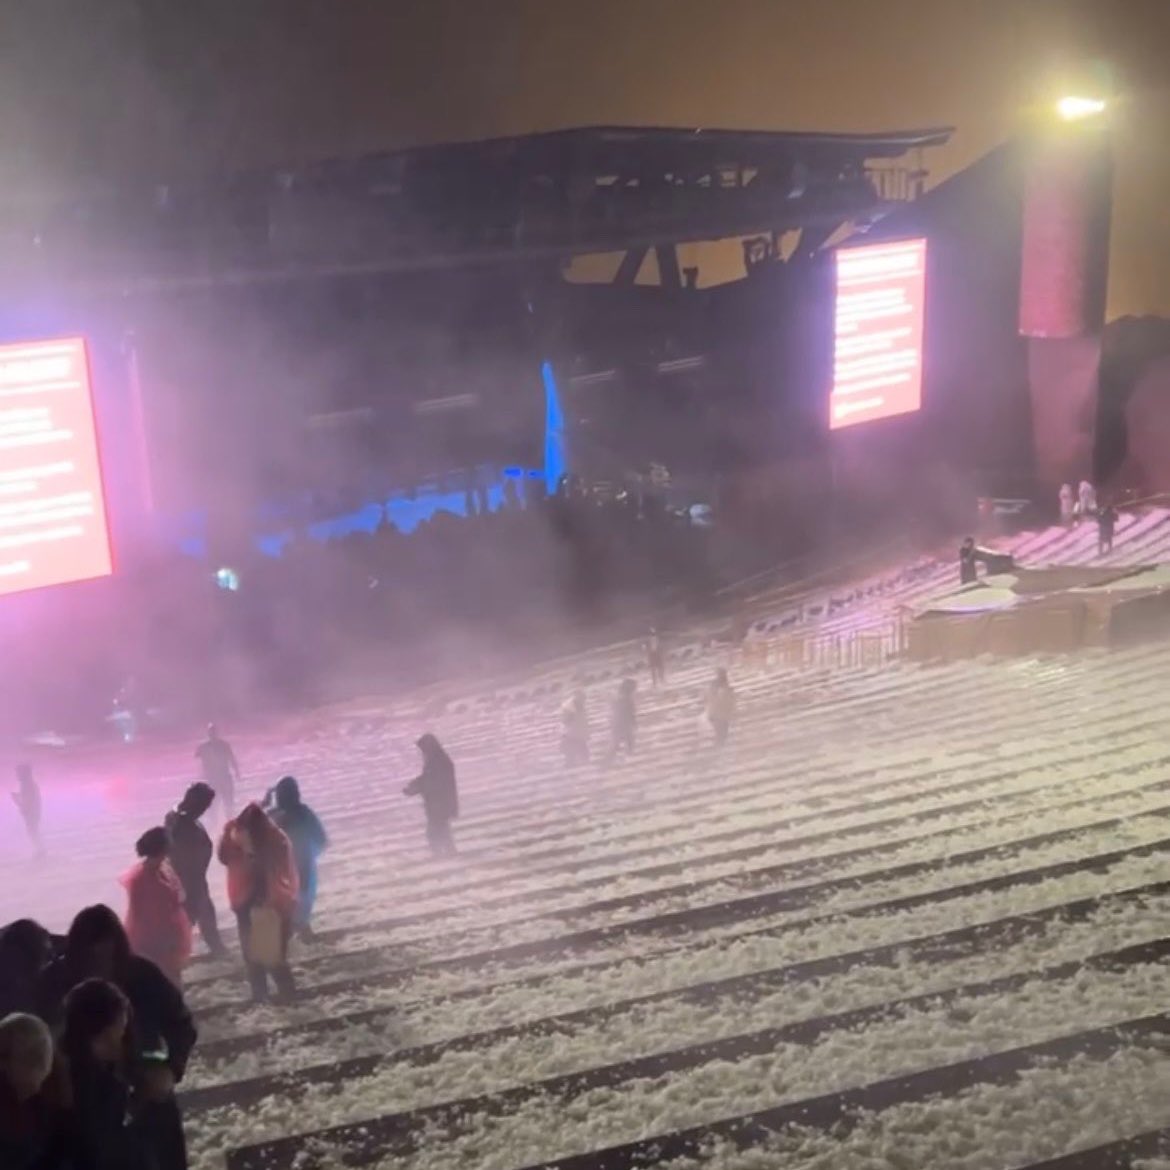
247,905,285,968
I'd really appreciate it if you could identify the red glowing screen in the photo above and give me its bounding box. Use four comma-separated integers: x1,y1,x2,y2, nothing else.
831,238,928,430
0,337,113,595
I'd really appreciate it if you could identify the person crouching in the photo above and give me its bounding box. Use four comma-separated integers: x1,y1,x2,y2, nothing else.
217,804,298,1003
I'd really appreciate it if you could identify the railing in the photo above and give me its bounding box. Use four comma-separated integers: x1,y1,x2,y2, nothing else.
737,615,909,674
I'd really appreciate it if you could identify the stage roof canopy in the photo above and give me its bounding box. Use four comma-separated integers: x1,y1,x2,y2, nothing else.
0,123,953,292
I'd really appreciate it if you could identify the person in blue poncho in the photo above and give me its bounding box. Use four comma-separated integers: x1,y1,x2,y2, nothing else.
265,776,328,941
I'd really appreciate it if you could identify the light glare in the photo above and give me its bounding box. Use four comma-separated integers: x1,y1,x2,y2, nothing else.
1056,96,1107,122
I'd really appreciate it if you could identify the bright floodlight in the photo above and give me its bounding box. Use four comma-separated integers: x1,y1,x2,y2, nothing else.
1056,95,1107,121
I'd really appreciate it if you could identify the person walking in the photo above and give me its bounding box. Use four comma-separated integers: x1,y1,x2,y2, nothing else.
37,906,196,1170
404,735,459,858
120,829,192,989
11,766,43,859
165,784,227,958
266,777,328,942
705,668,737,747
217,804,298,1003
194,725,241,825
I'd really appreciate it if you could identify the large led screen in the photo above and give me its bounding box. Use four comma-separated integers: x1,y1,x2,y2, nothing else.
0,337,113,595
830,238,927,430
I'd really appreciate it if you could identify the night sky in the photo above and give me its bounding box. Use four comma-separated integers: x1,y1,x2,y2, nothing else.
1,0,1166,314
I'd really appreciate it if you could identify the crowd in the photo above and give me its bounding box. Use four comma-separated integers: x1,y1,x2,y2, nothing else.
0,729,460,1169
2,638,737,1169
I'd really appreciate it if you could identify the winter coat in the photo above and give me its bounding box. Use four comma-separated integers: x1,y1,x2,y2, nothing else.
269,803,327,927
38,955,197,1085
66,1057,149,1170
405,741,459,827
120,862,192,987
0,1079,70,1170
217,821,299,920
163,811,214,898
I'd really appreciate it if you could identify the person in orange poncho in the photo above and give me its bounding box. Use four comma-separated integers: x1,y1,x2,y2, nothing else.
217,802,298,1003
120,827,192,988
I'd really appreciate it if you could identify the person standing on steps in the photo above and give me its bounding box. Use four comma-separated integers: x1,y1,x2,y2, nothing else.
706,668,737,747
120,829,192,989
404,734,459,858
194,724,241,825
165,784,227,959
265,777,328,942
1097,502,1118,556
217,803,299,1004
958,536,978,585
11,765,43,859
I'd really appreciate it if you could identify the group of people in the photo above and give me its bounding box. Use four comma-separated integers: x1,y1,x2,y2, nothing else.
559,649,738,766
0,907,196,1169
0,723,463,1168
1058,480,1119,555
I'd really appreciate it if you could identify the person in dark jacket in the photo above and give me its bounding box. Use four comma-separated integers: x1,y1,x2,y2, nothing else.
1097,503,1118,556
61,979,149,1170
958,536,978,585
0,922,54,1019
0,1011,63,1170
37,906,195,1170
266,777,328,941
404,734,459,857
164,783,227,958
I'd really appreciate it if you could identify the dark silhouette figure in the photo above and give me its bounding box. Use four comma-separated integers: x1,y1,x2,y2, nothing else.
1097,504,1118,555
11,766,42,858
37,906,196,1170
165,784,227,958
0,921,54,1019
404,735,459,857
194,725,240,824
266,777,328,940
61,978,151,1170
959,537,978,585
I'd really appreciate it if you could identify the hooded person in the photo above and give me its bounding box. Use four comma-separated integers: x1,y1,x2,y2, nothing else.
120,829,192,989
404,734,459,858
217,803,298,1003
0,922,54,1020
266,777,328,940
61,978,151,1170
37,905,196,1170
165,783,227,958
